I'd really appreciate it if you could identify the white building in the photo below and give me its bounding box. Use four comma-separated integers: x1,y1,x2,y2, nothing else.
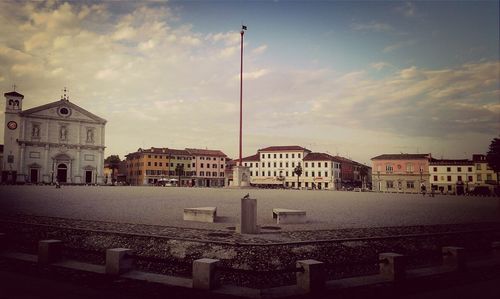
2,90,106,184
241,146,341,190
302,152,341,190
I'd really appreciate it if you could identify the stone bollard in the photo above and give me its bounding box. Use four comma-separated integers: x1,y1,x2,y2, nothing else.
38,240,63,265
296,259,325,293
105,248,134,275
379,253,406,282
491,242,500,259
442,246,466,271
192,258,220,290
238,197,260,234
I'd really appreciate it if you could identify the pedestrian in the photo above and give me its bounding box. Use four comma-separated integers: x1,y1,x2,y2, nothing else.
55,180,61,189
420,183,426,197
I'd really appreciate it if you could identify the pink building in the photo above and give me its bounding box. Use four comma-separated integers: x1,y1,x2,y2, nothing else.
186,148,227,187
371,154,432,193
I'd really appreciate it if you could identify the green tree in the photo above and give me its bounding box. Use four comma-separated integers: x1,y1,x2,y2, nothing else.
293,164,303,189
486,137,500,192
175,164,184,187
104,155,121,185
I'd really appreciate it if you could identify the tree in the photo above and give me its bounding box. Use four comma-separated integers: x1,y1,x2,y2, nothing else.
104,155,121,185
175,164,184,187
486,137,500,192
293,164,303,189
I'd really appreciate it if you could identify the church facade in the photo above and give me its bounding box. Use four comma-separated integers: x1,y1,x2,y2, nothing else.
2,90,107,184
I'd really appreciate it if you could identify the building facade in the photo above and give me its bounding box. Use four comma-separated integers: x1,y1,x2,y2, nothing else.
302,152,341,190
125,147,194,186
187,148,227,187
2,90,106,184
472,154,498,193
371,154,432,193
429,159,474,195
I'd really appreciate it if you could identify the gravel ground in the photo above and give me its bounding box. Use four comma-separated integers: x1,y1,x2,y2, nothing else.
1,185,499,231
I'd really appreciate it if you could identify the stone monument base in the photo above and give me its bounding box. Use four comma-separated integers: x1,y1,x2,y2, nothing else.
229,165,251,188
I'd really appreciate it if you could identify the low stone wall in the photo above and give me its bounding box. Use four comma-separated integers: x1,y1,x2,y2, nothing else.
1,219,499,288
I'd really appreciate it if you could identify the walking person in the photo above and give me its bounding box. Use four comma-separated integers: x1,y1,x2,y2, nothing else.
420,182,426,197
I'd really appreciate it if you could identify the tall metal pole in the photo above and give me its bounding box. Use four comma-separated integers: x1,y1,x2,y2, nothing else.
239,28,244,166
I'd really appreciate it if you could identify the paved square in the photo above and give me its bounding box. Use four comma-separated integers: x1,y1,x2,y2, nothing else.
0,186,498,231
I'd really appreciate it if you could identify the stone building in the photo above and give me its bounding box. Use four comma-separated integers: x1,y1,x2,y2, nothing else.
2,89,106,184
371,153,432,193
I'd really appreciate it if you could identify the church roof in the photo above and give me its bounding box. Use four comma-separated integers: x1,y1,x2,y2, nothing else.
20,99,106,124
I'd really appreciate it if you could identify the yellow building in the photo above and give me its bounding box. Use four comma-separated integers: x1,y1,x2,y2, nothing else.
125,147,193,186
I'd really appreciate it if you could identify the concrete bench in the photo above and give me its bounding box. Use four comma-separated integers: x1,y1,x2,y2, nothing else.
272,208,306,224
183,207,217,223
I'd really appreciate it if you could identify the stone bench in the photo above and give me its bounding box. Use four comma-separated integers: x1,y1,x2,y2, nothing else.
272,208,306,224
183,207,217,223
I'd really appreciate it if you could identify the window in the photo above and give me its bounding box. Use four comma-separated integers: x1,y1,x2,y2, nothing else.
312,171,315,177
206,172,211,177
386,164,393,173
407,181,415,189
477,174,482,181
244,163,247,167
213,164,217,168
201,163,204,168
159,162,162,166
274,162,277,167
447,176,451,182
274,154,277,158
250,163,253,167
286,154,288,158
220,172,224,177
212,172,217,176
200,171,204,176
154,162,157,166
268,171,271,176
468,176,473,182
262,162,265,167
487,174,492,180
280,154,282,158
325,172,328,177
279,162,283,167
457,176,462,181
154,155,157,159
292,162,295,167
457,167,462,172
305,172,308,177
447,185,452,191
305,162,308,167
268,154,271,158
305,182,309,188
325,162,328,167
433,167,437,172
273,171,277,176
148,162,151,166
298,154,301,158
192,163,195,167
386,181,394,188
148,155,151,158
286,171,289,176
262,171,265,176
476,164,481,170
434,175,438,181
292,154,295,158
447,167,451,172
250,171,253,176
468,167,472,172
286,162,289,167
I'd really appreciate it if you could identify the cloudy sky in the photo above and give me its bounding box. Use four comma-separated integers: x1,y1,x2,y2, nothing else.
0,0,498,165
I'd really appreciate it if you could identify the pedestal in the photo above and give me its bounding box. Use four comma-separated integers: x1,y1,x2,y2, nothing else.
238,197,260,234
230,166,251,188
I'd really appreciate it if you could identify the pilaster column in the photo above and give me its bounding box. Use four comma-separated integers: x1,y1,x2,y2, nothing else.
19,144,25,174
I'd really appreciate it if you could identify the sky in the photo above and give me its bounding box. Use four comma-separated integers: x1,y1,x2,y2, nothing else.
0,0,498,165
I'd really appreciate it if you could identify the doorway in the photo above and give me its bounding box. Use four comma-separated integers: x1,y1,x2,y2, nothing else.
85,171,93,184
57,164,67,183
30,169,38,183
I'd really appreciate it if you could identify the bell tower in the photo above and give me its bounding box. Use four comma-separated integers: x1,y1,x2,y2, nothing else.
3,87,24,183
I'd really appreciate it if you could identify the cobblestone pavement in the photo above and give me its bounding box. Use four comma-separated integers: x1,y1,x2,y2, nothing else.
1,186,499,232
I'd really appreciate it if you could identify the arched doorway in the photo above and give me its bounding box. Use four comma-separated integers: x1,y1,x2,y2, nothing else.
57,163,67,183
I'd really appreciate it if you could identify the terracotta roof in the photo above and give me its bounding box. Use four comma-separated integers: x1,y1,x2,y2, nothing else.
242,153,260,162
371,154,431,160
4,91,24,98
430,159,473,165
303,152,339,162
185,148,227,157
258,145,310,152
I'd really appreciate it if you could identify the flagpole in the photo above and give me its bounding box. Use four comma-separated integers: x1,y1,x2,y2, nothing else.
239,26,245,166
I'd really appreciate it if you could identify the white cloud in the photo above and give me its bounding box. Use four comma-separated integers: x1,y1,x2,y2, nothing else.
383,39,417,53
252,45,268,55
